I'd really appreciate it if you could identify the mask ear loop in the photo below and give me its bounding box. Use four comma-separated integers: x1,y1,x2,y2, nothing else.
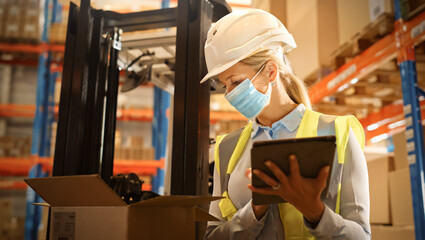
224,64,266,95
251,64,266,82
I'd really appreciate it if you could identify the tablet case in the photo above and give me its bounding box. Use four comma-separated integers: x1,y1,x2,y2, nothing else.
251,135,336,205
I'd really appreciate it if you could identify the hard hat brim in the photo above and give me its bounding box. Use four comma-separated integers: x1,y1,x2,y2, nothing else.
200,59,239,83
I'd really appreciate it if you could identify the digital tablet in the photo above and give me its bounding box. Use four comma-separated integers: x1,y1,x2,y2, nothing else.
251,135,336,205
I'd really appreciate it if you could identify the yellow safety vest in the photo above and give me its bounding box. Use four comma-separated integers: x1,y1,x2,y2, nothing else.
214,108,365,239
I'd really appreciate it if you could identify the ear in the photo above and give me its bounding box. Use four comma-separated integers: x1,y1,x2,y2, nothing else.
265,61,278,83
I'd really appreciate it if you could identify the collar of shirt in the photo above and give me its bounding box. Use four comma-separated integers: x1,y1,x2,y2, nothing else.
251,104,306,139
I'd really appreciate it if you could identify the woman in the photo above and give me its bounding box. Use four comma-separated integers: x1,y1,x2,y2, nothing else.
201,9,371,240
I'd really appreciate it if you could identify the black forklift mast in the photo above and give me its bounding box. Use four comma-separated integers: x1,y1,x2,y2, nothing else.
52,0,230,197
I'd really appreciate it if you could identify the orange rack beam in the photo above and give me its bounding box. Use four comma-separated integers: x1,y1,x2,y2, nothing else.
0,157,164,177
360,99,425,145
0,43,65,54
309,10,425,103
309,10,425,144
210,111,246,122
118,108,154,122
0,104,58,118
308,31,397,104
0,180,28,190
1,104,247,123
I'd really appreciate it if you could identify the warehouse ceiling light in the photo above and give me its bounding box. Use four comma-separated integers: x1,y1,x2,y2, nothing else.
367,123,380,131
388,120,406,130
370,133,389,143
367,118,392,131
337,83,350,92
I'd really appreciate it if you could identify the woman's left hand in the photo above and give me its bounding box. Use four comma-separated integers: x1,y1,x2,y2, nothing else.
248,154,330,224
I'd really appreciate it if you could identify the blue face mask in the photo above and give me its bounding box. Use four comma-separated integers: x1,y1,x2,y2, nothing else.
224,65,271,119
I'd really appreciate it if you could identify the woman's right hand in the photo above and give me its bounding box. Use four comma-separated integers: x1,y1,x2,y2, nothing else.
245,168,270,220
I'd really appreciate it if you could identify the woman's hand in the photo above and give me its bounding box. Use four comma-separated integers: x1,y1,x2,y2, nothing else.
248,155,330,224
245,168,270,220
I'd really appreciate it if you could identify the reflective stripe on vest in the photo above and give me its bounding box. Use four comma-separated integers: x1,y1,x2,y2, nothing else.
215,121,253,220
214,108,365,239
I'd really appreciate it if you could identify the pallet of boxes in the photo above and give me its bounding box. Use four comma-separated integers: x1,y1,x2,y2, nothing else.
366,130,417,240
0,0,45,43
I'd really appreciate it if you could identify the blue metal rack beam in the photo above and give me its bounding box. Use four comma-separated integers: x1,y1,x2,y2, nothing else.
150,0,171,195
25,0,58,239
395,0,425,239
152,86,170,194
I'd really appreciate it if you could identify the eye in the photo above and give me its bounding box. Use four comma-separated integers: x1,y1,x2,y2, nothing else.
231,80,242,87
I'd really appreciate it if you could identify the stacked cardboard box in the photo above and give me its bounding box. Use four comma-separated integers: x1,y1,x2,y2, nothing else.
337,0,393,47
368,130,418,240
50,0,88,43
285,0,339,81
0,200,25,240
3,0,24,42
0,0,7,41
21,0,44,43
114,135,155,160
389,130,417,227
49,3,69,44
369,0,393,22
371,225,415,240
367,155,394,224
1,0,45,43
0,136,31,158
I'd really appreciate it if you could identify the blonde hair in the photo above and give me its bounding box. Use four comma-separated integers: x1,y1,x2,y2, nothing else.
240,49,311,109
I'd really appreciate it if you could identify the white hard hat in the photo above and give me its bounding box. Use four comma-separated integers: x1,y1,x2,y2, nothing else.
200,8,297,83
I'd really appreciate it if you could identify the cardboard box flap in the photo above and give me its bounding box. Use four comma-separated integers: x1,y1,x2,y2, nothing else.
132,195,222,207
195,206,219,222
25,174,126,207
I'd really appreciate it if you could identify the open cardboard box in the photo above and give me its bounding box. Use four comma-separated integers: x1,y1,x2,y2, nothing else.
25,174,220,240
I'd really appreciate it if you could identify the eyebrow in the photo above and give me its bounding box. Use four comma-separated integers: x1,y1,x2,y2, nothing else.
226,75,235,81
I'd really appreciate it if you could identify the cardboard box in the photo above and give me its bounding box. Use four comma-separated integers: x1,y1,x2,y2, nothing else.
128,147,143,160
0,200,25,240
3,4,23,41
369,0,393,22
367,156,394,224
25,175,220,240
389,168,414,226
392,131,409,170
127,136,143,147
285,0,339,80
337,0,371,46
22,7,43,42
371,225,415,240
50,1,69,44
0,1,7,41
142,146,155,160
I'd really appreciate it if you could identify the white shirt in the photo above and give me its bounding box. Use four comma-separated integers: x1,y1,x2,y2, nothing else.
205,104,371,240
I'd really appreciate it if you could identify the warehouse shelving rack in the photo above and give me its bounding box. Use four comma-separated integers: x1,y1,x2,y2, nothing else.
0,0,66,238
309,1,425,238
308,5,425,144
